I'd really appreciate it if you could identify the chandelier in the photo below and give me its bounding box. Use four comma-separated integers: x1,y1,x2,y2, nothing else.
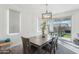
42,4,52,19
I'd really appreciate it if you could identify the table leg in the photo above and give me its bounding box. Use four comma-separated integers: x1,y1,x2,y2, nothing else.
38,46,42,54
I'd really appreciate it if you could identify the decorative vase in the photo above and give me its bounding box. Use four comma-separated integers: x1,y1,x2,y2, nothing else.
42,31,45,38
42,35,45,38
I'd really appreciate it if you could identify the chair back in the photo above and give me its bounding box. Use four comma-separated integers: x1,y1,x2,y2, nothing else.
50,37,58,53
21,36,31,54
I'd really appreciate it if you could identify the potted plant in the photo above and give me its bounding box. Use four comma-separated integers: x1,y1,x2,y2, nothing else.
41,21,47,38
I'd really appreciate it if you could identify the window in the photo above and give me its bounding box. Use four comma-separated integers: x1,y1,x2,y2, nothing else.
48,16,71,38
36,17,41,33
7,9,20,35
36,17,40,32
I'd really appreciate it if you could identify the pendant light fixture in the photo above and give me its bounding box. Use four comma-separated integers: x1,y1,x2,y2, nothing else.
42,4,52,20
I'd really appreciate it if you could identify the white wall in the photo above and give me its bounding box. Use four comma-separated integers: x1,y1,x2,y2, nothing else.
0,5,42,45
0,5,21,44
72,11,79,40
0,6,7,36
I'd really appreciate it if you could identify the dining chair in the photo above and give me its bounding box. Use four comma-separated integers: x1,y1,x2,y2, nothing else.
42,37,58,54
54,33,58,49
52,37,58,53
21,36,32,54
21,36,38,54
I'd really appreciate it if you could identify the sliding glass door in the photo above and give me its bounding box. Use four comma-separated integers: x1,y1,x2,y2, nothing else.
48,16,71,40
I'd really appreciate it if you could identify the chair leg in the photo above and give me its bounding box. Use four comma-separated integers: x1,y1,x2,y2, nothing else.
52,47,55,54
53,48,55,54
50,49,52,54
53,44,56,54
56,42,58,50
50,48,55,54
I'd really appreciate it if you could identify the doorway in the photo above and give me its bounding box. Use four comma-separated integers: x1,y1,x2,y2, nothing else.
48,16,72,41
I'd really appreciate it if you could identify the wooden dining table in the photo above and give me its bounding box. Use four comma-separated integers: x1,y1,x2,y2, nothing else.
30,35,52,53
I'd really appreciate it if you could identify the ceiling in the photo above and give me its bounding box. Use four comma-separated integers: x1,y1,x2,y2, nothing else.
18,4,79,14
1,4,79,14
48,4,79,14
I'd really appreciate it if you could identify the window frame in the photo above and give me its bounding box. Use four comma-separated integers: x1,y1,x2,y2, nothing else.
7,9,21,35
